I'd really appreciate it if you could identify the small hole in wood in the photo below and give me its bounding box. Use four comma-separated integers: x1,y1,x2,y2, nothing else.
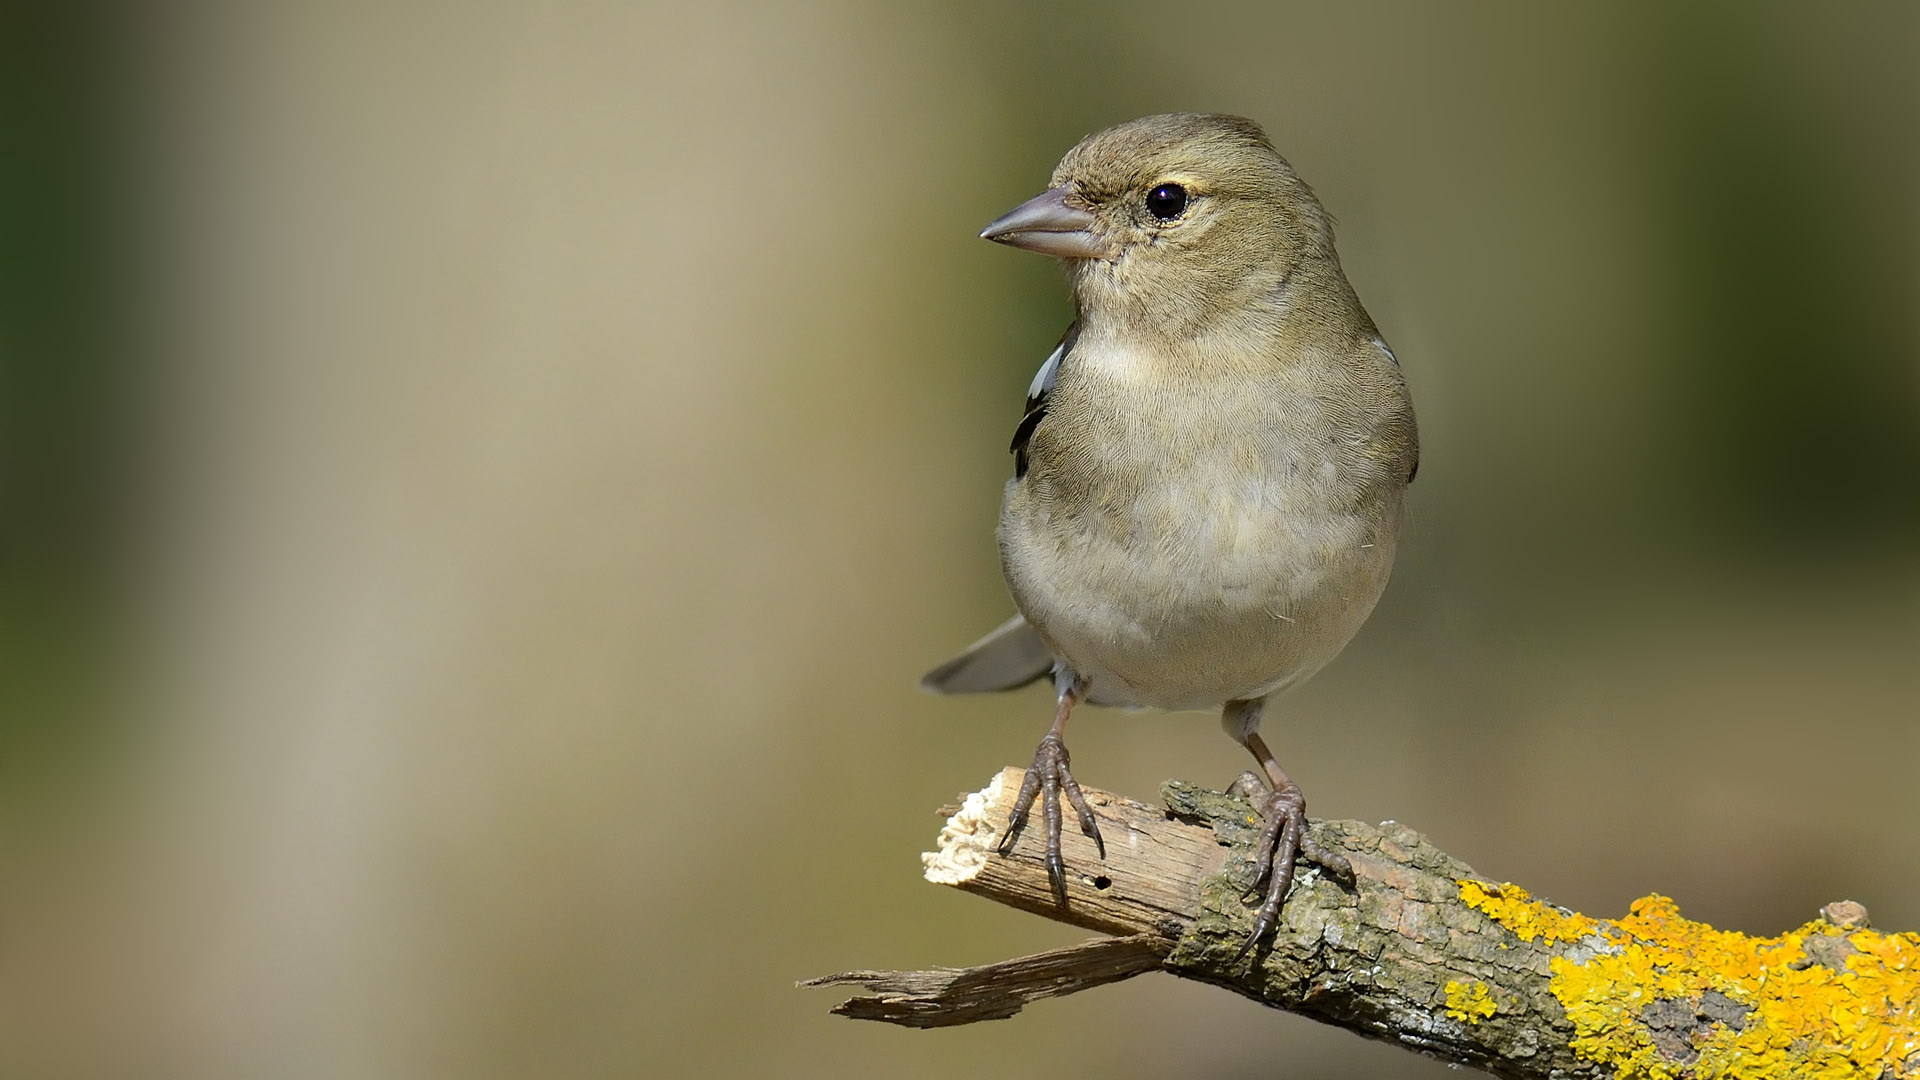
1092,876,1112,890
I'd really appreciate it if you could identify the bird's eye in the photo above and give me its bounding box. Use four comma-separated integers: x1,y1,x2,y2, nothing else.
1144,183,1188,221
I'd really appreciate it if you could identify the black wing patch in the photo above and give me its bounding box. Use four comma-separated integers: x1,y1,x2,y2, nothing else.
1011,320,1078,479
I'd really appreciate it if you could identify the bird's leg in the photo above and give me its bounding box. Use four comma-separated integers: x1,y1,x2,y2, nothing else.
1221,701,1354,959
998,675,1103,907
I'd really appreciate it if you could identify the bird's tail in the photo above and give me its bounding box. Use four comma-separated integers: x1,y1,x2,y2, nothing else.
920,614,1054,694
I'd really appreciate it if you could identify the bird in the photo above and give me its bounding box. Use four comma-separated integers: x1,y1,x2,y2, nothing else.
922,113,1418,953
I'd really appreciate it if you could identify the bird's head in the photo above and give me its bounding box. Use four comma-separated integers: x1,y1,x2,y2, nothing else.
981,113,1335,336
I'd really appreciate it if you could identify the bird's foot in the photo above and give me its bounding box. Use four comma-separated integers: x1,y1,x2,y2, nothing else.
1233,781,1353,962
998,732,1104,907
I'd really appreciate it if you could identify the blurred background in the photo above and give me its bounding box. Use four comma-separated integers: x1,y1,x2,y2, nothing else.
3,2,1915,1077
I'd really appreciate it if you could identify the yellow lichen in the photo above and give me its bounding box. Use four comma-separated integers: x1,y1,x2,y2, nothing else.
1444,979,1497,1024
1457,880,1607,945
1461,883,1920,1079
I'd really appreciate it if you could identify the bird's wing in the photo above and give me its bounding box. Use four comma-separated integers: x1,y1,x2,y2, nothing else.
920,614,1054,694
1369,336,1420,485
924,325,1080,694
1010,320,1078,479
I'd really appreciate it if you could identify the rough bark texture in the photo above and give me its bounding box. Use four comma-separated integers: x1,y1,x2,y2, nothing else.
806,767,1920,1080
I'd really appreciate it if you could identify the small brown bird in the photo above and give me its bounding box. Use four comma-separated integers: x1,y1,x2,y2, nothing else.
924,113,1418,952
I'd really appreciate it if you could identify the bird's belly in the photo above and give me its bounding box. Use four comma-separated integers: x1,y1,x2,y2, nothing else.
1001,473,1398,710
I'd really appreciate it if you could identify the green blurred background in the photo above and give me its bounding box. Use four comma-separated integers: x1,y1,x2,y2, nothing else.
3,2,1916,1077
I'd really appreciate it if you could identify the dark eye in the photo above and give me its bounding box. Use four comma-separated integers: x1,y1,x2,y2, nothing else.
1144,183,1188,220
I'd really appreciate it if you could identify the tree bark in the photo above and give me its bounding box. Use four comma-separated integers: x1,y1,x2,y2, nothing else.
804,767,1920,1080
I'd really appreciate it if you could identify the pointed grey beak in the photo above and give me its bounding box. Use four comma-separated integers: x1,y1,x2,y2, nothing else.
980,188,1106,259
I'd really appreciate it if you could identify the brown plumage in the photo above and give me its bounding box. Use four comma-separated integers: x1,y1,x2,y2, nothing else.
924,114,1417,952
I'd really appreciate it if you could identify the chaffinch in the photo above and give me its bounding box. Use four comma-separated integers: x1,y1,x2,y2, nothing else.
924,113,1419,953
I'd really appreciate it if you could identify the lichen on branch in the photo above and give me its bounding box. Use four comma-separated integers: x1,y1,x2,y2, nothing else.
805,767,1920,1080
1463,883,1920,1079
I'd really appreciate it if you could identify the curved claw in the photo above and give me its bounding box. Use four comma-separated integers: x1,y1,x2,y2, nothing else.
1301,832,1356,888
996,765,1044,857
1233,786,1313,964
998,731,1103,908
1238,808,1283,903
1057,763,1104,858
1041,752,1066,905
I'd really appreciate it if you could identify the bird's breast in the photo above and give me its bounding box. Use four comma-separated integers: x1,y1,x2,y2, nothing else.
998,354,1404,709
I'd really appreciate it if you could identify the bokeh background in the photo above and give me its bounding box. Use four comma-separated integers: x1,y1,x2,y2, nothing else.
4,2,1916,1077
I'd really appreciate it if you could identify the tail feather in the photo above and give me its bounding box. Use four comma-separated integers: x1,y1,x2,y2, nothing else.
920,614,1054,694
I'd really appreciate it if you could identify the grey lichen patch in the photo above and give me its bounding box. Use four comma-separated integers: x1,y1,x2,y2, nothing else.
1154,780,1590,1077
1698,989,1750,1029
1165,787,1341,980
1161,779,1262,845
1638,990,1753,1065
1641,997,1705,1065
1800,928,1861,973
1559,934,1621,968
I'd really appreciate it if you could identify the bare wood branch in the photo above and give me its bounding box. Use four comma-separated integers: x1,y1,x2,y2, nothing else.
800,934,1169,1027
806,767,1920,1080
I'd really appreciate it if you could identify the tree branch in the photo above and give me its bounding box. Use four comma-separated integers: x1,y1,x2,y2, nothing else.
806,767,1920,1079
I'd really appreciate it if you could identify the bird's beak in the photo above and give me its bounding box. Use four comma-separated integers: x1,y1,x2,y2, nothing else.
980,188,1106,259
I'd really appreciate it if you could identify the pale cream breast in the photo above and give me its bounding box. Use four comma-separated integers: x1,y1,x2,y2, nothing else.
999,336,1408,710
